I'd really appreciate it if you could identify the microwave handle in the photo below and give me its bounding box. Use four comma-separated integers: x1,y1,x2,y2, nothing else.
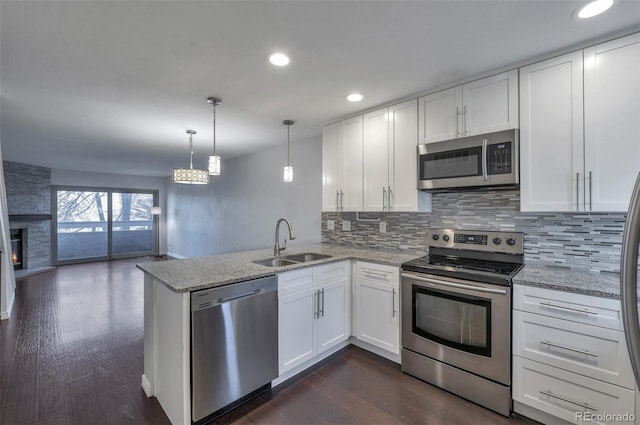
482,138,489,181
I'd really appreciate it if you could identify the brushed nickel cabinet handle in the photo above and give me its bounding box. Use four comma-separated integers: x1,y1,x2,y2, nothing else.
540,340,598,358
576,172,580,211
392,287,397,318
463,104,469,135
539,390,597,412
539,301,598,316
382,186,387,211
589,170,593,211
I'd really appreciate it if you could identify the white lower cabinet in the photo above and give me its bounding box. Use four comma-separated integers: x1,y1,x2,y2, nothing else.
513,285,635,424
353,261,400,355
278,261,351,375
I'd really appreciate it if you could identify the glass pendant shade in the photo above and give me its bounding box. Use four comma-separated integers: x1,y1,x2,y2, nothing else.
284,165,293,182
173,130,210,184
207,97,222,176
283,119,294,183
208,155,221,176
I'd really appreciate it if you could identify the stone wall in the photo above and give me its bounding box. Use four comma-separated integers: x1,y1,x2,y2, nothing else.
4,161,52,268
321,189,626,273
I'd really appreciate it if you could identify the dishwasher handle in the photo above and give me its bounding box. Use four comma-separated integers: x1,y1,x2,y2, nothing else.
191,275,277,311
218,290,261,304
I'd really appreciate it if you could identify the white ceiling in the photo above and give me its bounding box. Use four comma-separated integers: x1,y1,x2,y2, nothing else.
1,1,640,178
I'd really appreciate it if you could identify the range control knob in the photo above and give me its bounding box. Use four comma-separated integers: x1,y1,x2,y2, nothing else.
493,237,502,245
506,238,516,246
442,235,450,242
432,234,439,241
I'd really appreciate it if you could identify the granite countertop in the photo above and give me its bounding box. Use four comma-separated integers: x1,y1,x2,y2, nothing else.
514,263,622,300
136,243,421,293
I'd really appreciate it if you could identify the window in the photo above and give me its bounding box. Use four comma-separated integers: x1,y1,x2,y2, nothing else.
53,187,158,264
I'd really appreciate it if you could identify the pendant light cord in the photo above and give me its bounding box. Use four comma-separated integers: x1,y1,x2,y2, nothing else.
189,133,194,169
287,123,290,165
212,102,217,156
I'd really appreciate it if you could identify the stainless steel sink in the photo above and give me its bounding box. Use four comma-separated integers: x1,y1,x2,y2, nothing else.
282,252,333,263
252,252,333,267
252,258,298,267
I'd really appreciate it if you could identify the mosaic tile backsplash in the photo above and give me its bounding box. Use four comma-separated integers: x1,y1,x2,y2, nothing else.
321,190,627,273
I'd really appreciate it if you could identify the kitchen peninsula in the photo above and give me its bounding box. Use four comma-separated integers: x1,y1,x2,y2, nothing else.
136,243,418,425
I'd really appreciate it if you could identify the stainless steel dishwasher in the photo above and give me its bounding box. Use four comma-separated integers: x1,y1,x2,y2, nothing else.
191,275,278,424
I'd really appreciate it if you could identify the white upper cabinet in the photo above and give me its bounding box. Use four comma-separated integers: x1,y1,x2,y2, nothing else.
521,33,640,212
584,33,640,212
322,122,341,212
322,116,363,212
363,100,429,212
363,107,390,211
418,70,518,144
520,51,585,212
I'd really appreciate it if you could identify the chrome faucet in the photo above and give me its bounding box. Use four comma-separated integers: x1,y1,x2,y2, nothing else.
274,218,296,257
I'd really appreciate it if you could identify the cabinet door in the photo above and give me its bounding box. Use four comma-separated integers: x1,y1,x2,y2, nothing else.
340,115,363,211
278,288,317,374
356,279,399,354
389,99,419,211
363,108,390,211
316,279,349,355
418,87,461,144
519,52,585,212
322,122,341,212
462,70,518,136
584,33,640,212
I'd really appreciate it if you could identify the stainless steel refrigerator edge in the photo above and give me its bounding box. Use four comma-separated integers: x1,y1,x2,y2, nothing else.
621,172,640,389
191,276,278,423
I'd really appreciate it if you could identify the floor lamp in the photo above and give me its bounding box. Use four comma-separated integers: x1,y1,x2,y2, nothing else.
151,207,162,258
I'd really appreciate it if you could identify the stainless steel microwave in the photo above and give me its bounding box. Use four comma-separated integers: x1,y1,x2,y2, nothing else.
417,129,519,191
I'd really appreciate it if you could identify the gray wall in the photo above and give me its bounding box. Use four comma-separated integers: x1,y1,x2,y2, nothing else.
323,190,627,273
167,135,322,258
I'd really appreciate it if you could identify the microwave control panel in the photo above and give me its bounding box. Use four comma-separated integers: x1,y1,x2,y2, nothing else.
488,142,512,175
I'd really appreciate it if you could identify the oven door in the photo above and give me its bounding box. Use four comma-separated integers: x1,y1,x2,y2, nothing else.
401,271,511,385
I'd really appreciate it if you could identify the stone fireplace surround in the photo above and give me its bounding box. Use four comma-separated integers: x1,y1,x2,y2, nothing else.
4,161,52,273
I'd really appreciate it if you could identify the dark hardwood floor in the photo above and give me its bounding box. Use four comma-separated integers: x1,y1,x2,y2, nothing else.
1,258,535,425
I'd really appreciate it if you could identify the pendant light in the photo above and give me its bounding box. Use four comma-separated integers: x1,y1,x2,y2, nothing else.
207,97,222,175
283,120,294,183
172,130,210,184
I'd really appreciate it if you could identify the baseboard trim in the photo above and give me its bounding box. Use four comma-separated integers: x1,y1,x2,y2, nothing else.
350,337,400,364
141,374,153,397
1,295,14,321
272,341,349,388
166,251,187,260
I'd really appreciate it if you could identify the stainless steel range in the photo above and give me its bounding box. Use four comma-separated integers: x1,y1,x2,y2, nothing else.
401,229,524,417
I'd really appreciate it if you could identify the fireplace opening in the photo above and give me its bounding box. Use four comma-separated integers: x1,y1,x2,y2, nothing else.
10,228,27,271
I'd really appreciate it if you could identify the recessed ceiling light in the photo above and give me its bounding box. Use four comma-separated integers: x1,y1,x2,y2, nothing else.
346,93,364,102
268,52,290,67
574,0,614,19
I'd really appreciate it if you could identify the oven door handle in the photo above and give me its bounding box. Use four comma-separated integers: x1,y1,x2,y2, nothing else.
401,272,508,295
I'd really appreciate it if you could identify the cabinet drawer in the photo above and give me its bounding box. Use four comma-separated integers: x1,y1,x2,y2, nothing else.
356,262,399,286
278,267,316,296
514,285,621,330
513,310,633,389
513,357,635,425
317,260,351,285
